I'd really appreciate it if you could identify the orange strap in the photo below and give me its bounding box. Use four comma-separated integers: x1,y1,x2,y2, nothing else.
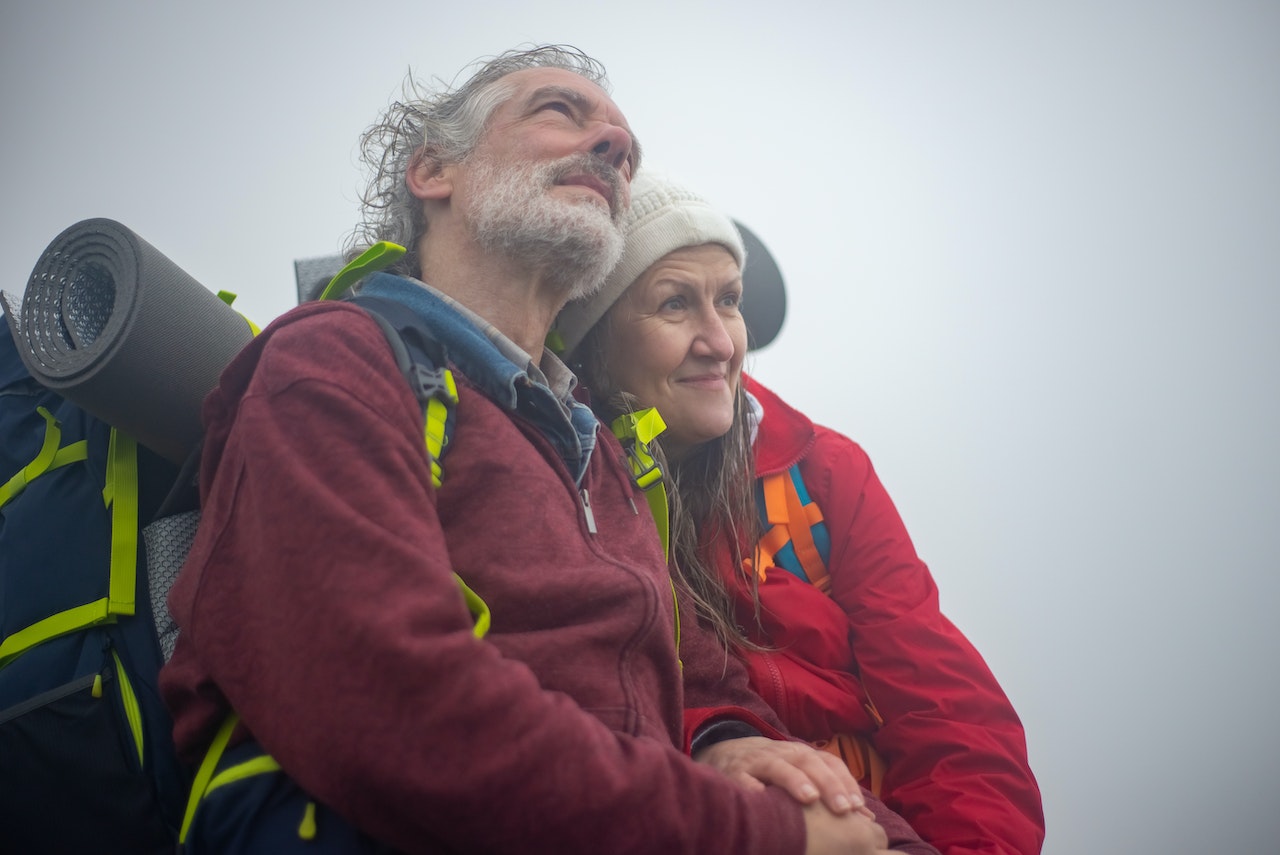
815,733,888,798
755,471,831,592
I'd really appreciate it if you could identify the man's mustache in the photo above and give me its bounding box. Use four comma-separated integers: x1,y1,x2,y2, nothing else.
550,154,626,221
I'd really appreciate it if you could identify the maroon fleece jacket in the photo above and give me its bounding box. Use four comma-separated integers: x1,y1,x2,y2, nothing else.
161,302,815,853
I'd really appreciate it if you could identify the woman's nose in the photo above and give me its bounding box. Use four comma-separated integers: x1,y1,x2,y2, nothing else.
691,310,736,362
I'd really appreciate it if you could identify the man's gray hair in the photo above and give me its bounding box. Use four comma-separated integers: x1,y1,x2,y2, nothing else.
347,45,612,277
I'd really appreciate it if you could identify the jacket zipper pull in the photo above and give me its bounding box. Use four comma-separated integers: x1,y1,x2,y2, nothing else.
580,488,598,534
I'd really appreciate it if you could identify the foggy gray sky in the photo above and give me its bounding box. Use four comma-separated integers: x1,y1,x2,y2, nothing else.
3,2,1278,851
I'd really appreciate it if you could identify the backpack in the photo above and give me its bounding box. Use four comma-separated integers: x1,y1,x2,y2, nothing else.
0,233,461,854
751,462,889,795
0,323,189,854
752,463,833,592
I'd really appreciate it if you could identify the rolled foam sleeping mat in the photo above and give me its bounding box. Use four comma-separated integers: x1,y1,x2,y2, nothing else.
2,218,255,464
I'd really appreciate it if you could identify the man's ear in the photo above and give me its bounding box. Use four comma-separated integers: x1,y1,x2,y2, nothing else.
407,151,453,201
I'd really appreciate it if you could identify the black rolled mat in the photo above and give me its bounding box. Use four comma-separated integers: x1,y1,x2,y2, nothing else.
2,218,255,464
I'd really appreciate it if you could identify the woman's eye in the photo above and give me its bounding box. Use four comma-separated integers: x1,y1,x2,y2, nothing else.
660,296,686,311
719,291,742,309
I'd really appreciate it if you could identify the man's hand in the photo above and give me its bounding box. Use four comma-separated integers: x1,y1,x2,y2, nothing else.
694,736,865,815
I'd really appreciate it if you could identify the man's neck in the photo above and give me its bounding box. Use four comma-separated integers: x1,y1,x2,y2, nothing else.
417,231,567,360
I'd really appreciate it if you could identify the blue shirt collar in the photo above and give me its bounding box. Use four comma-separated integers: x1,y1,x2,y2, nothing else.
359,272,598,483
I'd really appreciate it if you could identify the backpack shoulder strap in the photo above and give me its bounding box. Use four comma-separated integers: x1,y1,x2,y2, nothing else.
609,408,670,561
344,293,458,489
753,463,832,593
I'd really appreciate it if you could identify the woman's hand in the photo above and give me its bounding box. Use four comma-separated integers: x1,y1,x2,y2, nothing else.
801,801,889,855
694,735,867,815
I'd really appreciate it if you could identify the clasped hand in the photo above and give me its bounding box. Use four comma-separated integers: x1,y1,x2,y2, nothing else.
695,736,897,855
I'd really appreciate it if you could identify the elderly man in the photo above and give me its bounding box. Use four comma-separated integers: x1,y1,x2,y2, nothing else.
161,46,929,855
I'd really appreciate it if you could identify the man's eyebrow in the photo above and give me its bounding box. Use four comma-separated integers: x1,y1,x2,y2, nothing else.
526,84,641,163
526,85,595,112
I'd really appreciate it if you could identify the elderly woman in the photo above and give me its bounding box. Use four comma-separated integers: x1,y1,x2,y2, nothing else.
556,170,1045,855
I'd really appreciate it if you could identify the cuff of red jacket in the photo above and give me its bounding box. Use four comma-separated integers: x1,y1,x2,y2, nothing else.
684,707,789,755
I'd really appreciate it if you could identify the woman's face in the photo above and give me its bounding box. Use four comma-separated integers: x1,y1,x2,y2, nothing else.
602,243,747,461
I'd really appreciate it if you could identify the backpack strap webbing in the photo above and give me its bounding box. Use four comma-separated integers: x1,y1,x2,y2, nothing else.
179,569,491,846
753,463,832,593
609,407,679,669
309,242,457,490
346,294,459,489
610,408,670,561
0,414,138,668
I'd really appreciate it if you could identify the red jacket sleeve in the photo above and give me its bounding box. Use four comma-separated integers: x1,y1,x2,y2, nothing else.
809,430,1045,855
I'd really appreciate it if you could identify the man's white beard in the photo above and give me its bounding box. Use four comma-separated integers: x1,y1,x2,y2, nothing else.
467,153,625,301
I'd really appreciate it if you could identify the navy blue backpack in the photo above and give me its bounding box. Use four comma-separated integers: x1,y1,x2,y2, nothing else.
1,287,463,854
0,323,190,854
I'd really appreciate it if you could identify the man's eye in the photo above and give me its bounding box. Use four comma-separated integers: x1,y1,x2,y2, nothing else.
541,101,574,117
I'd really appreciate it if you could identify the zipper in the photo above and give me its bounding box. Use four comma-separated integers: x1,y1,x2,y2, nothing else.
508,413,598,535
580,488,597,534
761,651,787,718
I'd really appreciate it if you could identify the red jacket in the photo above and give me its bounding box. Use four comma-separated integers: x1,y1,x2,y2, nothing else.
730,375,1046,855
161,301,810,854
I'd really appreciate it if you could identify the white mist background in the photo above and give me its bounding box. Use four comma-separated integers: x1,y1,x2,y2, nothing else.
3,2,1277,851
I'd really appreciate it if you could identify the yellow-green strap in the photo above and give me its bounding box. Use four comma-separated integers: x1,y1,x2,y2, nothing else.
423,372,459,488
610,408,670,561
180,713,240,843
454,573,491,638
216,290,262,335
112,649,145,767
318,242,407,302
177,574,488,843
0,422,138,668
103,429,138,617
609,409,680,667
0,597,115,668
206,754,283,798
0,407,88,508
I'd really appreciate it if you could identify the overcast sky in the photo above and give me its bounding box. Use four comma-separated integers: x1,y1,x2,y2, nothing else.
4,2,1278,851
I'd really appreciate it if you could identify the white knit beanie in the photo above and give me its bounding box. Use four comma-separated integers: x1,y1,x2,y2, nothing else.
556,168,745,358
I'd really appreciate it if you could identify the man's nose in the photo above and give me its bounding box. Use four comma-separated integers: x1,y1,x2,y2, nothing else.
586,122,633,172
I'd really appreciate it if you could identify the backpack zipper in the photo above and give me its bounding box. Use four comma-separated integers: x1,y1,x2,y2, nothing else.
580,488,597,534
